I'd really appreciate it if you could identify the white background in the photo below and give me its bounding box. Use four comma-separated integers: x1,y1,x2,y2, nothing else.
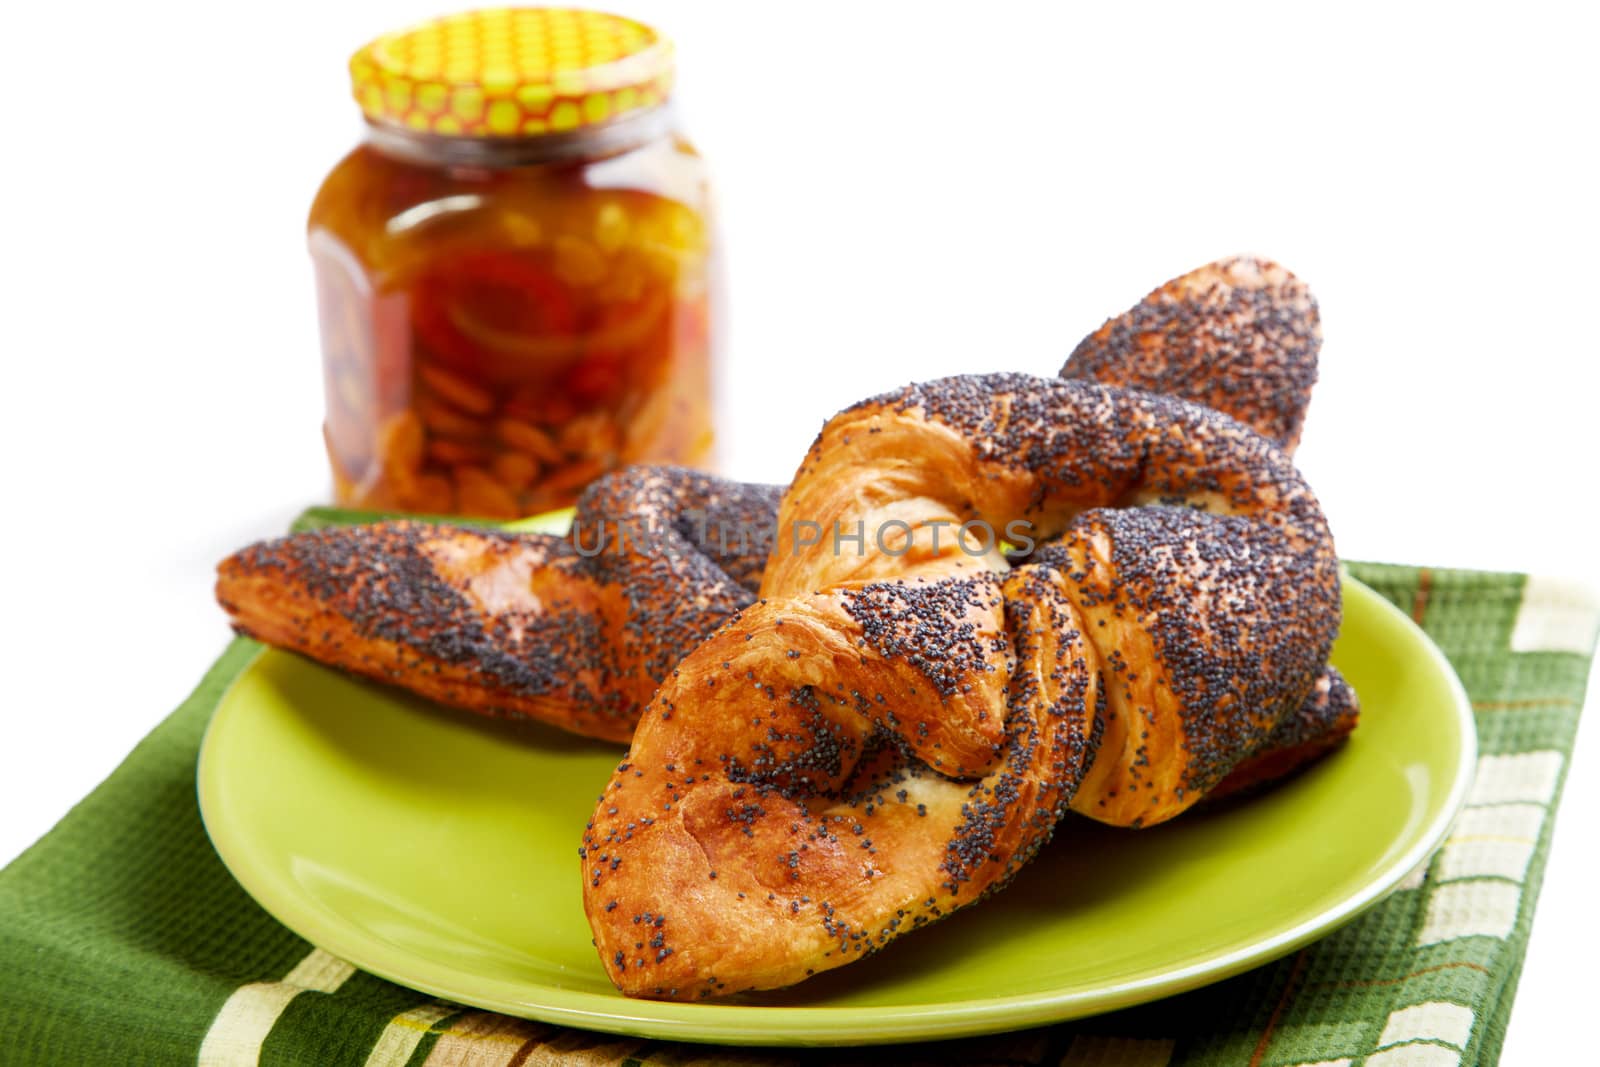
3,1,1596,1060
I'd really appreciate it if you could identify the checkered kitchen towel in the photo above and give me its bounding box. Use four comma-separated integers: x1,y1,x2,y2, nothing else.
1,512,1594,1065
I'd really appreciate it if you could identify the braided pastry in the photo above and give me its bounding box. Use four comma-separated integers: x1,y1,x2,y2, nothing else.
582,373,1343,998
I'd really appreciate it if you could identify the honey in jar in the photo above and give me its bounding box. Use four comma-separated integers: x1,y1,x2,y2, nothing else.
310,8,717,517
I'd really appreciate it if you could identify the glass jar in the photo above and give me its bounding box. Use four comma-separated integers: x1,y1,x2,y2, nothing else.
309,8,717,518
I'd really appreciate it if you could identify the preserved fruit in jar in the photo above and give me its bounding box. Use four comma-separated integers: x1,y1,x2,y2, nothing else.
309,7,717,517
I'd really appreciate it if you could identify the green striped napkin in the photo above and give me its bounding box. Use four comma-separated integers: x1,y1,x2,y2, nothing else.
1,509,1594,1066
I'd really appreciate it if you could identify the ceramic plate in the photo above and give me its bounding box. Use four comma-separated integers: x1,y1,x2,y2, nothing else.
198,554,1474,1046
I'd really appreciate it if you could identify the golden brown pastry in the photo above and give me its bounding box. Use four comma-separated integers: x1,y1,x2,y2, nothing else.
216,468,781,742
1061,255,1321,451
582,373,1344,999
1061,254,1354,775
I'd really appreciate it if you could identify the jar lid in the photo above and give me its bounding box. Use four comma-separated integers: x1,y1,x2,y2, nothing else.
348,7,674,138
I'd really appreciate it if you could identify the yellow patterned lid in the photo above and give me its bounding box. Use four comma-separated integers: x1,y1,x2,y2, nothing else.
349,7,674,138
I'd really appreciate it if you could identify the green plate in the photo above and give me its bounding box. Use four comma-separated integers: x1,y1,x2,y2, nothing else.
197,569,1474,1046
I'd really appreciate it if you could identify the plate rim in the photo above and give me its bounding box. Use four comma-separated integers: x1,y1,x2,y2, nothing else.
197,574,1477,1046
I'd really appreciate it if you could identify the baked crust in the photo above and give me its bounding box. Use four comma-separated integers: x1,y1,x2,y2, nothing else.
1061,256,1321,451
583,374,1345,998
216,468,781,741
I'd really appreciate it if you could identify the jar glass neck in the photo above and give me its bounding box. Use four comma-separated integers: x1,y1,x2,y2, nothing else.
364,104,674,168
